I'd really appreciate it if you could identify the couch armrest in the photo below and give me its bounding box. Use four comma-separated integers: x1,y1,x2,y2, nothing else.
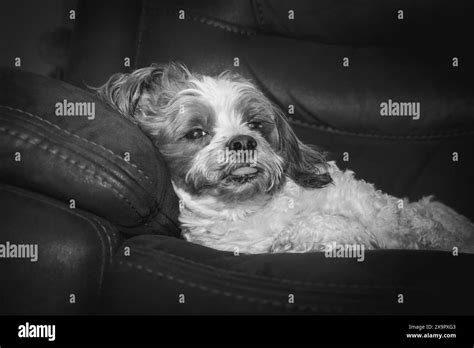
0,184,122,314
0,68,179,235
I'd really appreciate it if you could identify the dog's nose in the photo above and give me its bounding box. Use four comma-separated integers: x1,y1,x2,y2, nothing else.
227,135,257,151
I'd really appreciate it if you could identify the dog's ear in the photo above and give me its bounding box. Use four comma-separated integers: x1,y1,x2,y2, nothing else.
274,107,332,188
95,63,191,128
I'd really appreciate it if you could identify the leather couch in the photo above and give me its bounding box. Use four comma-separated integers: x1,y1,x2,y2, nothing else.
1,0,474,315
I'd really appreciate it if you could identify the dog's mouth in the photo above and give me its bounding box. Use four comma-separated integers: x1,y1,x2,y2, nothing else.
224,166,259,184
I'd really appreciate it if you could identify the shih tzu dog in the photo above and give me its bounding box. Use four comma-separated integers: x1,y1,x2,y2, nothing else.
97,63,474,254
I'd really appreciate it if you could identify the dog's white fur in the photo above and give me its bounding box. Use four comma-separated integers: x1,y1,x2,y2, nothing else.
175,164,474,254
97,63,474,254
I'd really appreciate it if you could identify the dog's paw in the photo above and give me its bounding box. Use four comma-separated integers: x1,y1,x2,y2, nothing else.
406,198,474,253
270,228,295,253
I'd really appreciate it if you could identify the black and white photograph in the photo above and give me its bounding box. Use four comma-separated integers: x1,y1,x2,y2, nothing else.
1,0,474,345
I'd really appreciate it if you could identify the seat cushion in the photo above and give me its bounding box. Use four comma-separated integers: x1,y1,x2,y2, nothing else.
0,68,180,235
101,234,474,315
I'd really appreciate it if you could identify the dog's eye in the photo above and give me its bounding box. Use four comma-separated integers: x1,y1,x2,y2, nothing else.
185,129,208,140
247,121,263,130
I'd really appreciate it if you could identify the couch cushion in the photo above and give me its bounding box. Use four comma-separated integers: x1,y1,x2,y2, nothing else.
0,68,179,235
253,0,474,45
64,0,474,135
101,234,474,315
130,0,474,136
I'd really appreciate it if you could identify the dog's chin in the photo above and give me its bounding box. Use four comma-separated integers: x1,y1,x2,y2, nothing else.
222,165,260,185
207,169,271,202
179,166,283,203
218,168,263,197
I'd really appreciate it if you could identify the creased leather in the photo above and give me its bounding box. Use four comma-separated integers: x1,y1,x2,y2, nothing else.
0,68,180,233
101,235,474,315
0,184,122,315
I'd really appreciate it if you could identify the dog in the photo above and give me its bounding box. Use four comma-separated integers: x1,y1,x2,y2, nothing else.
97,63,474,254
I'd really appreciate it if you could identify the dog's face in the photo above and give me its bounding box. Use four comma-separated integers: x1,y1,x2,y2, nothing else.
98,63,331,202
